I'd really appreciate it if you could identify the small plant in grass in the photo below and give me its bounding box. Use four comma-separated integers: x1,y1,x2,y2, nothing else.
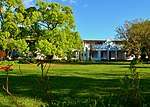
118,59,144,107
37,60,51,79
0,64,21,107
0,64,13,92
37,60,51,103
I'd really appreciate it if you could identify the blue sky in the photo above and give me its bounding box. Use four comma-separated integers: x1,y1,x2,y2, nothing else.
22,0,150,40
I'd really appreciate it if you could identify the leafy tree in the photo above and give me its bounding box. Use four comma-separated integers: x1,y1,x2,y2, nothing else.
0,0,41,56
17,6,42,51
36,1,75,30
0,0,83,59
116,19,150,61
0,0,27,55
35,1,82,58
36,27,82,58
0,0,24,38
8,39,29,55
17,6,42,40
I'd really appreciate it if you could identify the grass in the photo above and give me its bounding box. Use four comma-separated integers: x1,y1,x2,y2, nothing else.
0,61,150,106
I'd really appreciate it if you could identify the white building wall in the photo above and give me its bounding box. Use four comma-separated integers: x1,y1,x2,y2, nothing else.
83,39,126,61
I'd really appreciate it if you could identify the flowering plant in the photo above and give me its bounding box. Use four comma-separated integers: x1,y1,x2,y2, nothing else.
0,64,13,92
0,64,13,71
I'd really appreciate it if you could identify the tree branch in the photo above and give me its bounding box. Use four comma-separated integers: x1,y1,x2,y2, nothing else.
49,22,58,30
3,86,21,107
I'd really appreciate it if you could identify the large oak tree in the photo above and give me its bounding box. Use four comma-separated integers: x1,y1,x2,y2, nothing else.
35,1,82,58
0,0,30,56
0,0,82,58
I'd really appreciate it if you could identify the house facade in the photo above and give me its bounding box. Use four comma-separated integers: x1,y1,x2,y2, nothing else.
82,39,126,61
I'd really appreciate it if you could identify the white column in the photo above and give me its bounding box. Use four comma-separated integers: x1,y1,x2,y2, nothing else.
77,51,79,59
124,52,126,60
86,47,89,60
107,49,109,60
98,50,101,60
115,50,118,60
85,47,88,60
100,50,101,60
76,52,77,58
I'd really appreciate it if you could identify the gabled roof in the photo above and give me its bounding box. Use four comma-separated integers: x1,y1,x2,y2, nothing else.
83,40,105,44
90,39,124,50
83,39,122,44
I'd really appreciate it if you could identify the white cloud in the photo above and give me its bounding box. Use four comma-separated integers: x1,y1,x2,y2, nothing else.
22,0,34,7
61,0,77,4
69,0,77,4
62,0,67,2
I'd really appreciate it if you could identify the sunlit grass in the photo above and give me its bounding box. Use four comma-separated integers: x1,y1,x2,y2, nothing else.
0,61,149,106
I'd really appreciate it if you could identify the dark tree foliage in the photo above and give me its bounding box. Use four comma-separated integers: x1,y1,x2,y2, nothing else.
116,19,150,61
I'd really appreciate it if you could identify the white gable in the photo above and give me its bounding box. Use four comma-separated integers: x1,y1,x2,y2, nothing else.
93,39,123,51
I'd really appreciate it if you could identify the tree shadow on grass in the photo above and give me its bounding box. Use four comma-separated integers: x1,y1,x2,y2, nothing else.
140,78,150,92
54,61,130,66
0,74,149,104
120,66,150,69
0,75,121,102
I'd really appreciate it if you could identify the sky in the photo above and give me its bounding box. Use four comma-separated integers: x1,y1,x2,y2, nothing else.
22,0,150,40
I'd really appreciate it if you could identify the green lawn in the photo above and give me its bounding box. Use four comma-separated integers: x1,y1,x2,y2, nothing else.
0,61,150,106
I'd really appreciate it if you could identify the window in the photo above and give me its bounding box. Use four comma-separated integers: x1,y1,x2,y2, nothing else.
92,51,98,58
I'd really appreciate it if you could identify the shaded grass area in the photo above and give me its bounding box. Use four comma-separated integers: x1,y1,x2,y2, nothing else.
0,75,120,101
0,61,149,106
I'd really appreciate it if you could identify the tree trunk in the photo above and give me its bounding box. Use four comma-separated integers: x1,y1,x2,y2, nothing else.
148,53,150,61
6,70,9,92
0,50,6,60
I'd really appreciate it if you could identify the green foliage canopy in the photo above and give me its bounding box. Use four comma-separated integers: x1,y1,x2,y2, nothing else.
0,0,31,53
116,19,150,60
0,0,82,58
35,1,82,57
36,27,82,57
36,1,75,30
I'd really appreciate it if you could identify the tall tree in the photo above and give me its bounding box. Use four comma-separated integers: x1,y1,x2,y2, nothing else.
0,0,41,56
17,6,42,40
0,0,29,55
35,1,82,58
0,0,83,59
116,19,150,61
36,1,75,30
0,0,23,38
36,27,82,58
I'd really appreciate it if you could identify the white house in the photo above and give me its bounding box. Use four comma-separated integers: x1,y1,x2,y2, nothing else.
82,39,126,61
46,39,128,61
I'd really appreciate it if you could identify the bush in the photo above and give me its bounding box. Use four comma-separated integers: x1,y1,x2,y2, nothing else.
18,58,38,64
68,58,80,63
